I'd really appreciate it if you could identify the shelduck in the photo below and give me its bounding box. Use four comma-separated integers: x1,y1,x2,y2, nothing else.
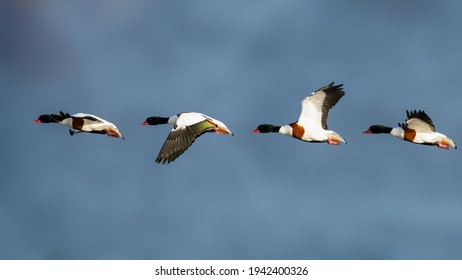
33,111,124,139
141,112,233,164
362,110,456,149
252,82,346,144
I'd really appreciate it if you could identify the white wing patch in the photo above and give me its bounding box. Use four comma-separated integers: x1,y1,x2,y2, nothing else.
297,91,326,129
406,118,435,133
175,112,207,128
297,83,345,131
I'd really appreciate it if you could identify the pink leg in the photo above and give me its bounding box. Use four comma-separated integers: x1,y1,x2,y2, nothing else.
106,129,119,137
328,138,340,145
437,141,449,149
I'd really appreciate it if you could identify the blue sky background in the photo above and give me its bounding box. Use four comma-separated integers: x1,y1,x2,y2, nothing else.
1,0,462,259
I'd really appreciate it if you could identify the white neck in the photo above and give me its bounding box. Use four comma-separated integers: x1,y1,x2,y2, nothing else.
279,125,292,136
391,127,404,139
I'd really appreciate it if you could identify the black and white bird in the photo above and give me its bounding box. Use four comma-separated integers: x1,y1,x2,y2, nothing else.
33,111,124,139
363,110,456,149
141,112,233,164
252,82,346,144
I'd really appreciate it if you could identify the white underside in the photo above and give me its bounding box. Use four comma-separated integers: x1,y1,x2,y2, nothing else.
391,127,455,147
412,132,449,144
79,123,116,132
280,124,345,142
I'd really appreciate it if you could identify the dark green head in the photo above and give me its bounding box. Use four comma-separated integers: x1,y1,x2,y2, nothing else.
251,124,281,133
140,116,170,126
33,114,58,124
362,125,393,134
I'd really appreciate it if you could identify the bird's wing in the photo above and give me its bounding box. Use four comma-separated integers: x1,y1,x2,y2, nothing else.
155,119,217,164
50,111,71,122
298,82,345,130
405,110,435,132
71,113,105,124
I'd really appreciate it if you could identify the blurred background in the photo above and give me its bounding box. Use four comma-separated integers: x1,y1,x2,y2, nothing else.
1,0,462,259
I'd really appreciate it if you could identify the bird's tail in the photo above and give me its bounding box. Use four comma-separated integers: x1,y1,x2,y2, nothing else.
328,132,347,145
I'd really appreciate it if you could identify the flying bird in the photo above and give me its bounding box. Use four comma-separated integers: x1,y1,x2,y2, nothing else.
252,82,346,144
141,112,233,164
33,111,124,139
362,110,456,149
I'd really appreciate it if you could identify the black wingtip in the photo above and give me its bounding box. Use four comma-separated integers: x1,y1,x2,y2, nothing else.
69,129,75,136
155,155,166,165
155,158,171,165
